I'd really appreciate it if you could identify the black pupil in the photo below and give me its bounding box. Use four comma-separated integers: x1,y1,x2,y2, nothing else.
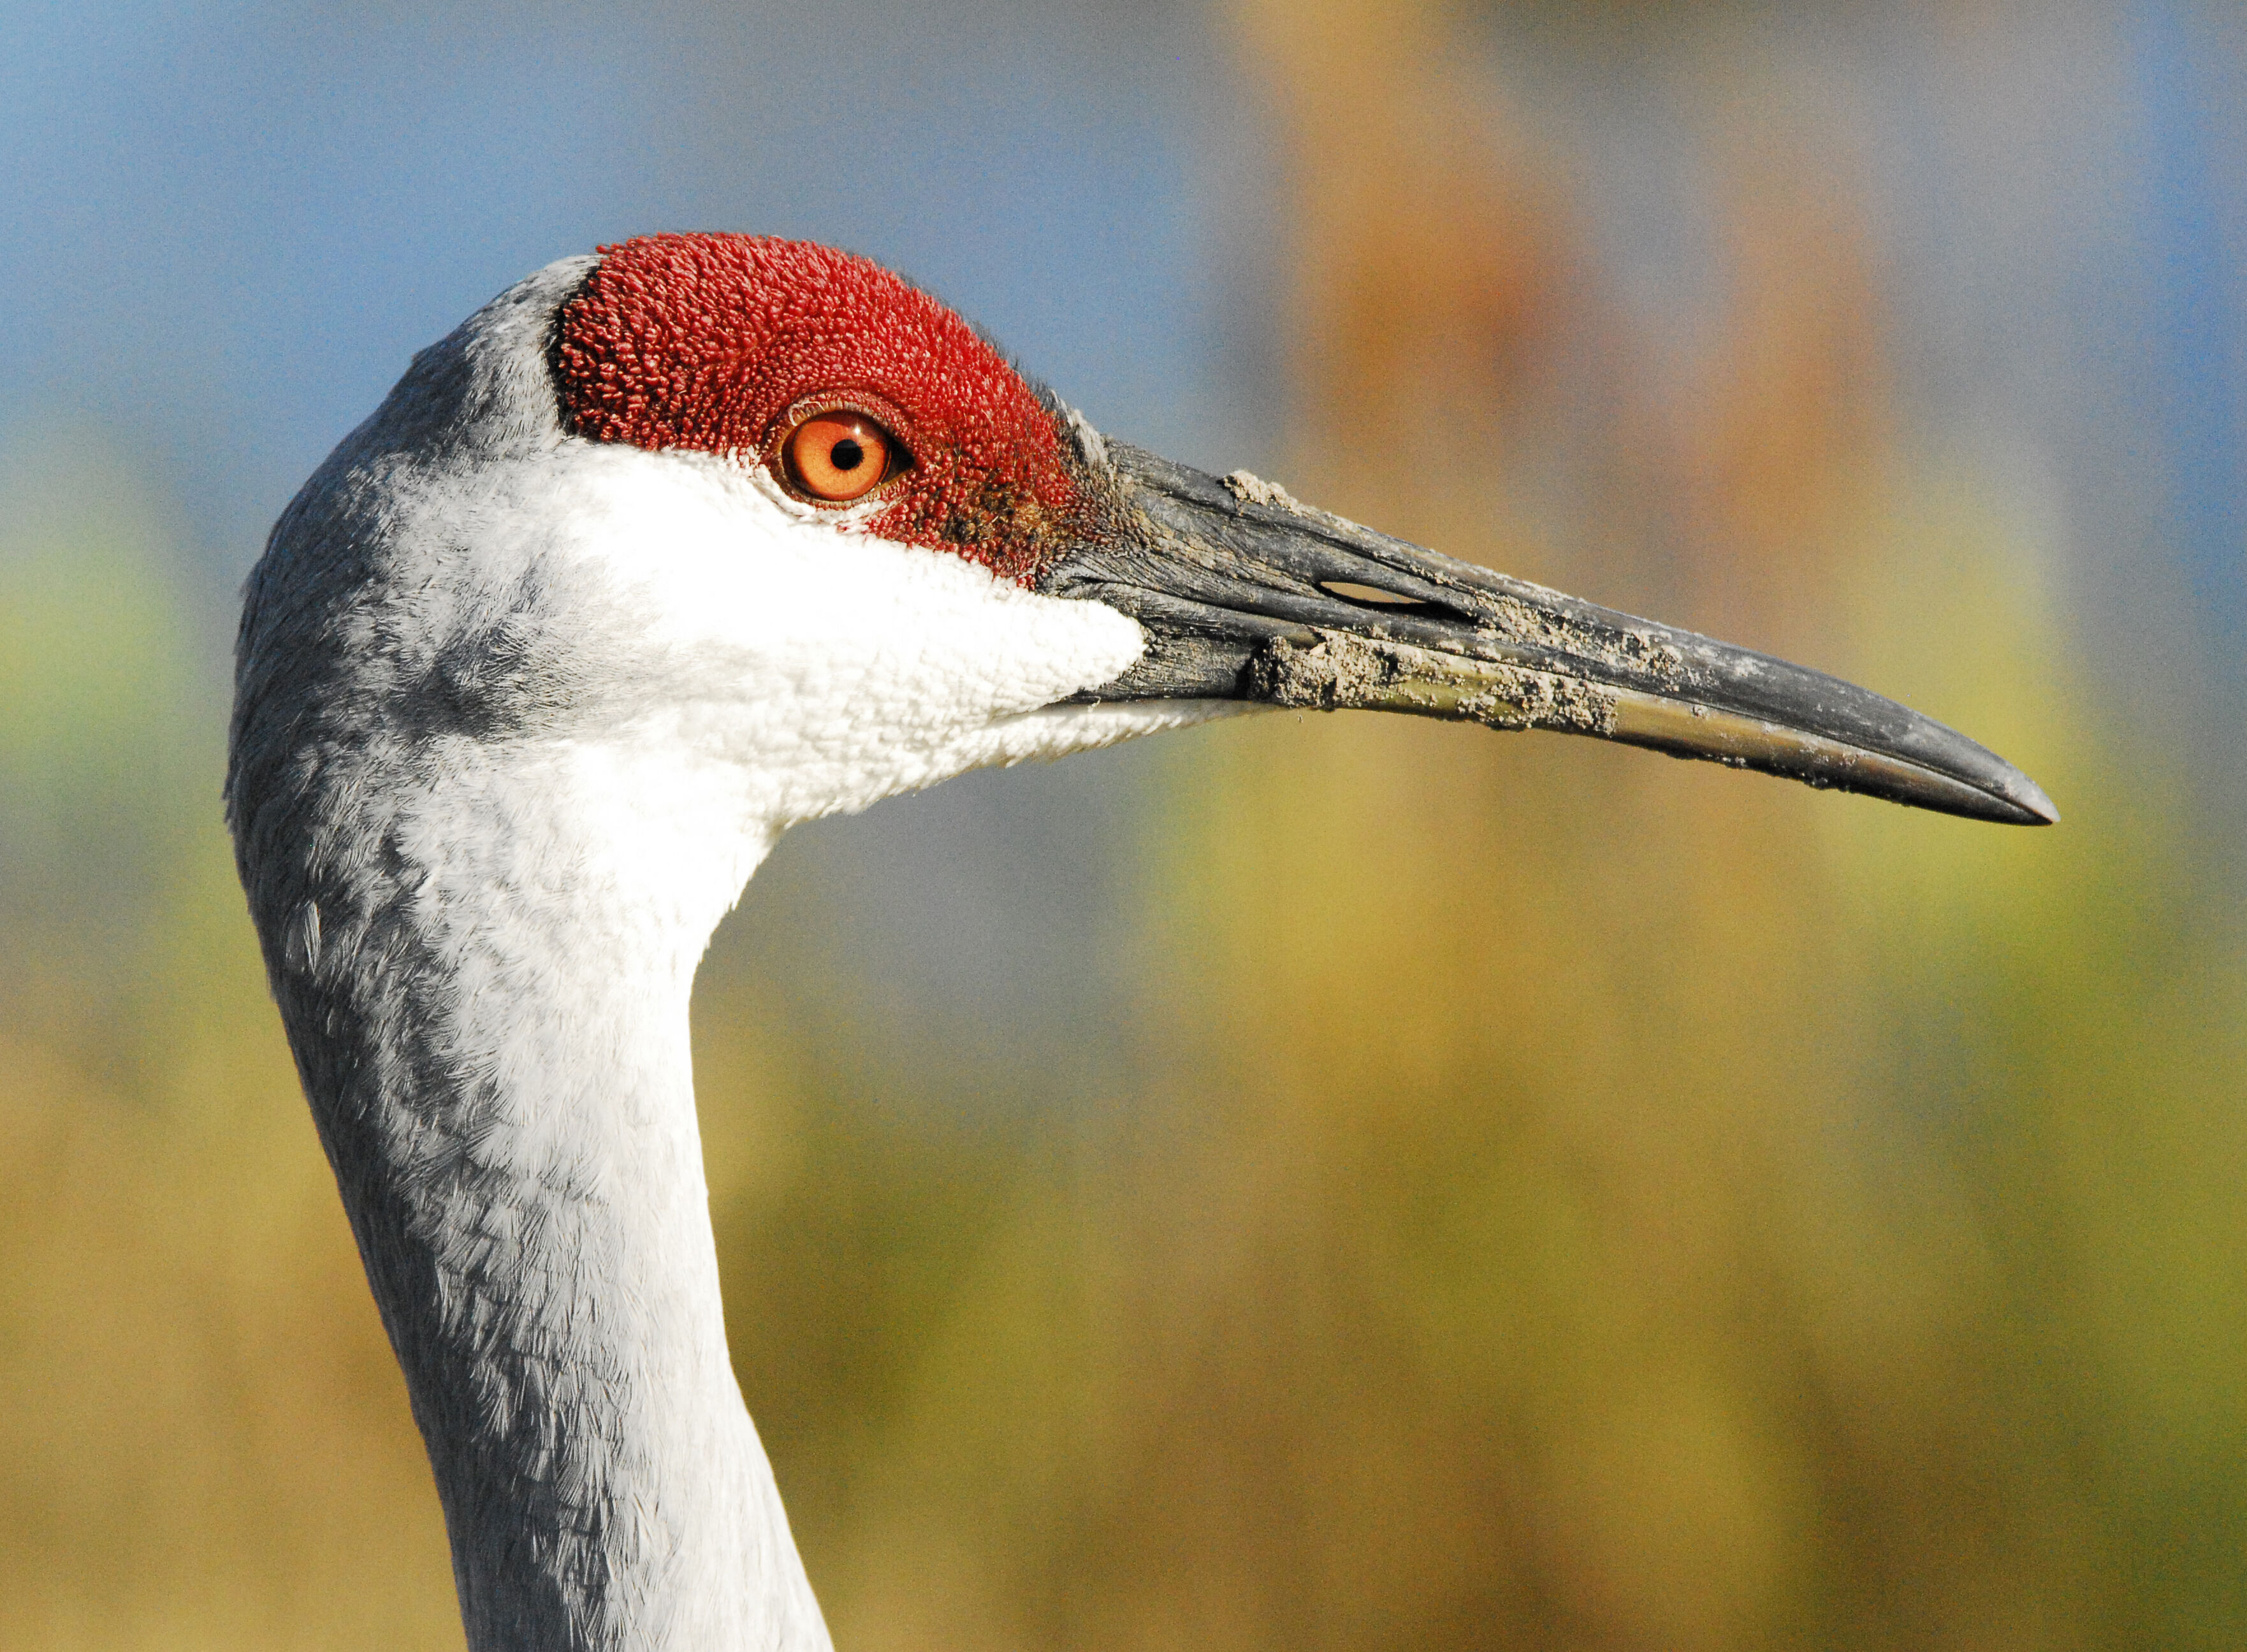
830,436,865,474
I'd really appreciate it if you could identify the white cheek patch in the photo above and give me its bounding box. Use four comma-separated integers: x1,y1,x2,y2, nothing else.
537,444,1247,831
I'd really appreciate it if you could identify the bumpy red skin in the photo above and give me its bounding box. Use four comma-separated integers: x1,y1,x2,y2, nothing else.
555,233,1087,586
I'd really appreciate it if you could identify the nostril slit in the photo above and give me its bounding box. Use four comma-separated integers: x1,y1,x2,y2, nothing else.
1320,579,1425,607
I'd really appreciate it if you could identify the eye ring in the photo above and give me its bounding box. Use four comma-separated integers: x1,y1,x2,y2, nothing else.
776,405,903,504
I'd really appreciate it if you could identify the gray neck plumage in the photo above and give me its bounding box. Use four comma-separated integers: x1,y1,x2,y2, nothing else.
268,820,820,1651
227,261,828,1652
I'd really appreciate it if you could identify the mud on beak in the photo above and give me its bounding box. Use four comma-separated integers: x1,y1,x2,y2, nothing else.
1040,442,2057,827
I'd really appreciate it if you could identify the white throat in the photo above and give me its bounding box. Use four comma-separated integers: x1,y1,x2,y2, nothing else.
514,438,1239,840
391,744,820,1648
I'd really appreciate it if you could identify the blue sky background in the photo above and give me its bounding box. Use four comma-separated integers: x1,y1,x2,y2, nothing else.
1,0,1270,561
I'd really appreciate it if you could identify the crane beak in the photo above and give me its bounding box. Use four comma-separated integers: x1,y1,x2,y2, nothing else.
1040,441,2057,827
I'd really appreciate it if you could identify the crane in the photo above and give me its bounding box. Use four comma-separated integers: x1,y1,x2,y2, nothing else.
225,233,2055,1652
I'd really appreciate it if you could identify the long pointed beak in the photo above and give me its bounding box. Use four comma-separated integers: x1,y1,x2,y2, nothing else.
1041,442,2056,827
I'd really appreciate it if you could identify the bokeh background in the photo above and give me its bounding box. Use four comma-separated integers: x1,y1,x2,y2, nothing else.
4,1,2243,1647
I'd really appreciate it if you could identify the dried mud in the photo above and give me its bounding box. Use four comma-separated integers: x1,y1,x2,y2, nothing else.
1221,468,1305,512
1249,630,1619,736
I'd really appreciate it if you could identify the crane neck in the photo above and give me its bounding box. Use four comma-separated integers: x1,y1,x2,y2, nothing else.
247,736,826,1652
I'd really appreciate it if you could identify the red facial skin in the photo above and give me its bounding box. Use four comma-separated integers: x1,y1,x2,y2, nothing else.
555,233,1087,585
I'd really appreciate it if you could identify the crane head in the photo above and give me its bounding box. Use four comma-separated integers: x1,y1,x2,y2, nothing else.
232,231,2052,922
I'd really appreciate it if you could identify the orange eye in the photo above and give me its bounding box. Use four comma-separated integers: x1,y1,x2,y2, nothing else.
782,410,896,503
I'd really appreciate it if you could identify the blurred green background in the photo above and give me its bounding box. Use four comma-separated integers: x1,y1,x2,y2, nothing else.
3,1,2244,1647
